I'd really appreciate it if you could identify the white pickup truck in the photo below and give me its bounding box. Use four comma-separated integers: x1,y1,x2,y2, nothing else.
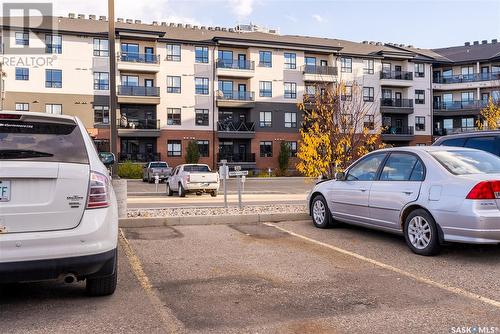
166,164,219,197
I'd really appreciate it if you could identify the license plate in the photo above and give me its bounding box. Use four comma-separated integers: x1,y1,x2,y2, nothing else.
0,180,11,202
201,183,209,187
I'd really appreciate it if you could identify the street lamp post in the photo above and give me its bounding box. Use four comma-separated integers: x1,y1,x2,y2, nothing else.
108,0,118,176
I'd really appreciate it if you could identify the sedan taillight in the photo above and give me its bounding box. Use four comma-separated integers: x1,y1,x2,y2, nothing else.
87,171,110,209
466,181,500,200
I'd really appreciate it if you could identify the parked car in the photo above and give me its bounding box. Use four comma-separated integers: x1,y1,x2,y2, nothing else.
432,130,500,157
166,164,219,197
0,111,118,296
307,146,500,256
143,161,172,183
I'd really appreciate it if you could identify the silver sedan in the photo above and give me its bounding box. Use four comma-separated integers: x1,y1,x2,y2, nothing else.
307,146,500,255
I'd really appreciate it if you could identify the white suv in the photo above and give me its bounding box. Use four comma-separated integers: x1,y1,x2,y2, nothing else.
0,111,118,296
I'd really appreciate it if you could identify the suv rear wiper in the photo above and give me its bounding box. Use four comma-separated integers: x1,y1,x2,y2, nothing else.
0,149,54,159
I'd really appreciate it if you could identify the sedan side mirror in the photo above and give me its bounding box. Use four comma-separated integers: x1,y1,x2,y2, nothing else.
98,152,115,167
335,171,346,181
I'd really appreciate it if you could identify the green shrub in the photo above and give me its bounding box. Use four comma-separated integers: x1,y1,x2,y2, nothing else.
185,140,200,164
117,161,143,179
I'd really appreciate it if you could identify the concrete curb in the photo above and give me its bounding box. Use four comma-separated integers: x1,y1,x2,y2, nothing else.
119,212,310,228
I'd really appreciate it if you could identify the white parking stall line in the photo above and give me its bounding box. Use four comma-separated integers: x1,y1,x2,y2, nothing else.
265,223,500,309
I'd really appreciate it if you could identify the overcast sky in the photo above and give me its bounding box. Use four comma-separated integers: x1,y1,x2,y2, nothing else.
5,0,500,49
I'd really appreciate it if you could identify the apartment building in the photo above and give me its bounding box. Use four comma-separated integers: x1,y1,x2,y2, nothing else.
1,14,498,171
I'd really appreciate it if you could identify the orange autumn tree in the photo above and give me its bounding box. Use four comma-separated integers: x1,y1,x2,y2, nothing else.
477,97,500,130
296,82,383,179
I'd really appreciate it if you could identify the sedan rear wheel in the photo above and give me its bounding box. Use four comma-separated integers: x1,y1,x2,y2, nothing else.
404,209,440,256
311,195,334,228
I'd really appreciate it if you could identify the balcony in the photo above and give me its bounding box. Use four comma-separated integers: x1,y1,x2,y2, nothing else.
119,152,161,163
216,59,255,78
117,117,161,137
433,100,485,116
117,85,161,104
381,126,415,142
217,153,256,167
434,127,479,136
117,52,160,73
302,65,338,82
432,72,500,90
380,70,413,87
380,98,414,114
217,121,256,139
216,90,255,108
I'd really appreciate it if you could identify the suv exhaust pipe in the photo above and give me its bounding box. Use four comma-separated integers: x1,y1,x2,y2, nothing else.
63,273,77,284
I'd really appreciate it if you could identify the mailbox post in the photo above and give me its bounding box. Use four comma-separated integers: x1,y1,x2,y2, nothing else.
228,166,248,210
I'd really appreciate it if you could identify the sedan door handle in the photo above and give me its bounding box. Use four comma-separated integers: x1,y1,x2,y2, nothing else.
360,189,368,192
403,191,413,195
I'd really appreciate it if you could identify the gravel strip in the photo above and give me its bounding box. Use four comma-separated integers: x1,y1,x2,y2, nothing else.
127,204,307,218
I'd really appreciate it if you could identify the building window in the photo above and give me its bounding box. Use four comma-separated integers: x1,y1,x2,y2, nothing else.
364,115,375,130
341,57,352,73
415,90,425,104
93,38,109,56
195,109,209,126
45,104,62,115
45,34,62,54
15,67,29,80
260,141,273,157
167,76,181,93
195,46,209,63
93,72,109,90
15,103,29,111
415,116,425,131
259,51,272,67
195,77,209,95
167,140,182,157
166,44,181,61
15,32,29,45
260,111,272,127
167,108,181,125
287,141,297,157
414,63,425,78
363,87,374,102
284,52,296,69
415,143,426,147
284,112,297,128
284,82,297,99
342,85,352,101
259,81,272,97
45,69,62,88
363,59,374,74
94,105,110,124
197,140,209,157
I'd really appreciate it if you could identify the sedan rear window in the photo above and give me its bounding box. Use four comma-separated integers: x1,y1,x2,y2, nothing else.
430,150,500,175
184,165,210,173
0,120,89,164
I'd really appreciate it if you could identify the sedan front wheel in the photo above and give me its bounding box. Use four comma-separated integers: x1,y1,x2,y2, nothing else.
311,195,335,228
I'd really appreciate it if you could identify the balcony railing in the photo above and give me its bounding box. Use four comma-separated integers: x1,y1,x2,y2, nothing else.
216,59,255,70
217,90,255,101
382,126,415,135
380,98,414,108
302,65,338,76
118,52,160,64
118,85,160,97
380,70,413,80
434,127,479,136
217,153,256,163
217,121,255,132
118,117,160,130
119,152,161,162
433,100,485,111
433,72,500,84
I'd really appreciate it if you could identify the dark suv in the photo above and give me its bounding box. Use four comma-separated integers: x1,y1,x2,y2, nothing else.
432,130,500,157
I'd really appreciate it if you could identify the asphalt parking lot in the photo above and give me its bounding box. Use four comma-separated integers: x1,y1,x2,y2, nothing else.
2,220,500,333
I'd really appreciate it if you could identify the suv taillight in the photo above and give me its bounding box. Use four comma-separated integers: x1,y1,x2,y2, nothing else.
184,174,190,183
466,181,500,200
87,171,110,209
